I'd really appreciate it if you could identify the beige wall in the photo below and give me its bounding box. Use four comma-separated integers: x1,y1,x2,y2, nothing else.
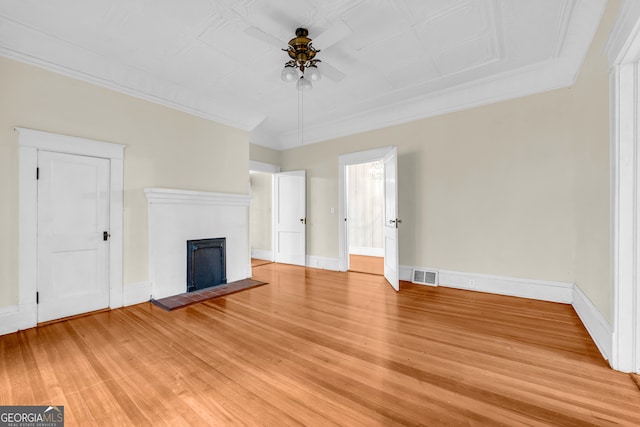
570,1,619,321
282,92,576,281
0,57,249,307
250,172,272,253
250,143,281,166
280,1,619,321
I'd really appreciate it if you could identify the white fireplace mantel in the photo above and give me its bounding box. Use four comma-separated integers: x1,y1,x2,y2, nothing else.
145,188,251,206
145,188,251,299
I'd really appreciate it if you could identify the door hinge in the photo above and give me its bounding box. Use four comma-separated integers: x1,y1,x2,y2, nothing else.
36,291,39,304
103,231,111,241
36,167,39,180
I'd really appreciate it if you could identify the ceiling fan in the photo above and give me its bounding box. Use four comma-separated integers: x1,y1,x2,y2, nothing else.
244,22,349,85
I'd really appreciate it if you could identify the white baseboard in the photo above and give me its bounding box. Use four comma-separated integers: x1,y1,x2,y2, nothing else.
0,305,20,336
572,284,612,361
306,255,341,271
349,246,384,257
400,265,573,303
399,265,415,281
251,249,273,261
438,270,573,303
123,282,152,307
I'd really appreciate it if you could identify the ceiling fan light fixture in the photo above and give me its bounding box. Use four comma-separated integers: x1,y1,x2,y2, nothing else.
282,27,321,86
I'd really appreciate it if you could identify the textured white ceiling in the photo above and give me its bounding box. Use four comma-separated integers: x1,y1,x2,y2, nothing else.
0,0,606,149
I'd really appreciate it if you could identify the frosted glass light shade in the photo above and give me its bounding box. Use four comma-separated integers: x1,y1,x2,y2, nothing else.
281,67,297,82
296,76,312,91
306,66,321,81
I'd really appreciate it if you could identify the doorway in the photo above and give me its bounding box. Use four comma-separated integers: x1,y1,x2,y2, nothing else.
17,127,124,328
249,162,307,268
346,160,384,275
249,170,275,264
339,146,399,290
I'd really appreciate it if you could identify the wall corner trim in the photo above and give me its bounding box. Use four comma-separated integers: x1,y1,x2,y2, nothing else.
572,284,612,361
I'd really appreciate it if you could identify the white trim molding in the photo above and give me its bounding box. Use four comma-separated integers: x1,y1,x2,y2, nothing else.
401,266,575,302
306,255,341,271
144,188,251,206
16,127,125,331
606,2,640,373
573,284,612,361
249,160,281,174
604,0,640,68
437,269,573,304
251,249,273,261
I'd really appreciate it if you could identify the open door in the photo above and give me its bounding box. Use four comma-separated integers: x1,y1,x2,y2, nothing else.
274,170,306,266
383,147,400,291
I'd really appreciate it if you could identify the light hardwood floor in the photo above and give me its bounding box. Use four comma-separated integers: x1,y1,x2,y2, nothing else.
349,254,384,275
251,258,272,268
1,263,639,425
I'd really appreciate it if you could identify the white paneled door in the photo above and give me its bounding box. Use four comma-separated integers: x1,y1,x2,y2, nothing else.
37,151,110,322
274,170,306,266
383,147,400,291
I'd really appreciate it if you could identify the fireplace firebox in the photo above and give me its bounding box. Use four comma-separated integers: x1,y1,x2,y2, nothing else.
186,238,227,292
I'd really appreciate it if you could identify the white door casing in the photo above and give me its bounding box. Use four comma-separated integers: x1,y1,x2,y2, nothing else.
383,147,400,291
37,151,110,322
274,170,306,266
606,1,640,373
338,146,396,272
17,127,124,330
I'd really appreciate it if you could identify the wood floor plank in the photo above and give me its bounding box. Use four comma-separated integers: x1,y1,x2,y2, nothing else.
1,263,639,425
349,254,384,275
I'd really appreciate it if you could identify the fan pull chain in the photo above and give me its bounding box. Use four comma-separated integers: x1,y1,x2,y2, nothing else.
298,80,304,145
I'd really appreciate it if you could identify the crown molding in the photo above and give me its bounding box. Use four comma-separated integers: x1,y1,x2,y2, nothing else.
0,15,265,132
605,0,640,66
0,1,606,150
271,58,576,150
262,0,607,150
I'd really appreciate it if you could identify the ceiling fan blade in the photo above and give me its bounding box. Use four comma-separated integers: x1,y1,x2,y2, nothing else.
312,21,351,50
320,61,346,83
243,26,285,49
